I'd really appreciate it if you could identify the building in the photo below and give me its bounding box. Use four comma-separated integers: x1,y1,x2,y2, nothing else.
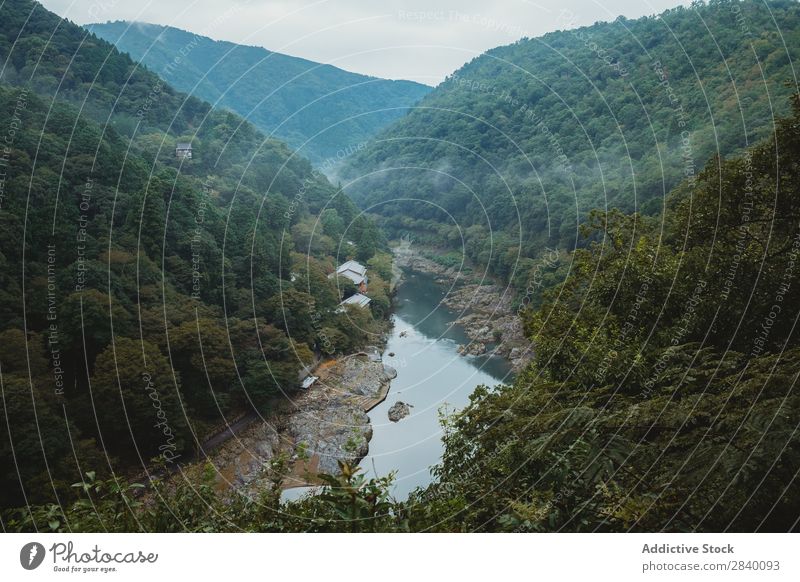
330,260,368,293
175,142,193,159
300,375,318,390
336,293,371,312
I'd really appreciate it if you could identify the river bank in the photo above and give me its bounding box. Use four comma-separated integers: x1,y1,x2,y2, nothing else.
173,247,527,501
175,354,393,497
393,245,533,371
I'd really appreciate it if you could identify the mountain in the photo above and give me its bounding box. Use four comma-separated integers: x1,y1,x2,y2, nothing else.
10,92,800,534
339,0,800,290
3,0,800,534
0,0,387,509
86,21,432,167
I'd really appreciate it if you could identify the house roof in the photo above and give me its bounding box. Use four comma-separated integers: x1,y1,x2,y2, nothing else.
176,142,192,149
339,293,371,308
332,260,367,285
339,271,366,285
337,260,366,276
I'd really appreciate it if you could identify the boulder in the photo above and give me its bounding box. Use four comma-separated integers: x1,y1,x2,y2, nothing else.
458,341,486,356
388,401,412,422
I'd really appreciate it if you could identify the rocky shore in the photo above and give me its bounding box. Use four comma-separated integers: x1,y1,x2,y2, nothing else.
285,355,391,478
443,284,533,371
194,354,392,495
394,246,533,372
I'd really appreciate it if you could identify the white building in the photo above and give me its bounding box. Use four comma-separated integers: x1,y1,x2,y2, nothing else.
331,260,368,291
175,142,193,159
300,375,318,390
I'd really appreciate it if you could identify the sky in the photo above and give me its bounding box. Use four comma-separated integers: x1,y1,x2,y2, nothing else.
41,0,693,85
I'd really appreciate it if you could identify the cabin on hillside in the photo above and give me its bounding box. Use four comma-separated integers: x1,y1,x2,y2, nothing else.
299,375,318,390
330,260,368,293
336,293,371,313
175,142,193,159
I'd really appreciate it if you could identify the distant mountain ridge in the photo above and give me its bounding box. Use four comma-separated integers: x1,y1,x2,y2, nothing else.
87,21,432,166
338,0,800,288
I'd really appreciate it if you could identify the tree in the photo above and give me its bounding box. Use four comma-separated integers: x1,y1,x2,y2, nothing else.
91,338,188,461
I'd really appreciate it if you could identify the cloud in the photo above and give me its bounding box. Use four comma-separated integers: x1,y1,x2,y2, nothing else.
44,0,691,84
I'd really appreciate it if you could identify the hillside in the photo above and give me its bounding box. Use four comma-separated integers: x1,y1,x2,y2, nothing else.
87,21,432,166
9,91,800,533
2,0,799,534
414,94,800,532
0,0,387,510
339,0,800,291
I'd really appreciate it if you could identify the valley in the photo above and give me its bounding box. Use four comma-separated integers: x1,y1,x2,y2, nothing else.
1,0,799,535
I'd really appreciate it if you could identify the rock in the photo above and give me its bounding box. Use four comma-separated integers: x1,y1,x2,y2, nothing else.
289,406,372,474
388,352,395,357
207,421,280,489
458,341,486,356
388,401,412,422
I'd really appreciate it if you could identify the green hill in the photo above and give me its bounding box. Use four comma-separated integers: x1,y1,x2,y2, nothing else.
87,21,432,166
339,0,800,290
0,0,386,509
9,91,800,533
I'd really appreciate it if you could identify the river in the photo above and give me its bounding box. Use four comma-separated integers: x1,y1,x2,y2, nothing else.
359,269,515,498
283,268,514,502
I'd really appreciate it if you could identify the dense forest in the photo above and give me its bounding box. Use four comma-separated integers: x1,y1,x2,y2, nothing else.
2,0,799,534
0,0,388,511
8,94,800,532
413,93,800,532
88,21,431,166
340,0,800,296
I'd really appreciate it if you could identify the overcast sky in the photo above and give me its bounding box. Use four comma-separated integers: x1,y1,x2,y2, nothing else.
41,0,692,85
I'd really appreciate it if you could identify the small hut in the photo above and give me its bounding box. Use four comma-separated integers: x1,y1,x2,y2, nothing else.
300,375,318,390
175,142,193,159
335,293,371,313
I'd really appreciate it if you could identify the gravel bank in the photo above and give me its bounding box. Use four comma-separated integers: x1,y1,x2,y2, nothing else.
196,354,393,495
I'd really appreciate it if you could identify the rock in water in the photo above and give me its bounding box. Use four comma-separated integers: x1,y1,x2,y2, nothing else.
457,341,486,356
388,401,412,422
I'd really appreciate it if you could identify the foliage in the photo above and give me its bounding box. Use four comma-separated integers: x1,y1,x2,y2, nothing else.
341,0,800,296
0,0,386,511
3,462,406,533
410,94,800,532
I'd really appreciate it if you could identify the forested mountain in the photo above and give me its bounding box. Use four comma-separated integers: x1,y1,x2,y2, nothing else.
340,0,800,292
3,0,799,535
414,95,800,532
87,21,432,166
0,0,386,510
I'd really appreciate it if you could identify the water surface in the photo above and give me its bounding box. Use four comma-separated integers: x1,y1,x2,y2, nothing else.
360,270,514,500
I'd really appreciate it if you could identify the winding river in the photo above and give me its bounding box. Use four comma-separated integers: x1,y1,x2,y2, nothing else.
284,269,514,502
